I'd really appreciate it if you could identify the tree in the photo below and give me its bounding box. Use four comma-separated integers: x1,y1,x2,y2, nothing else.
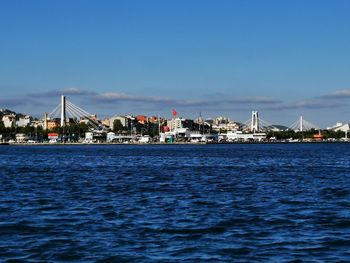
78,123,89,134
113,119,124,133
0,121,5,134
21,124,35,136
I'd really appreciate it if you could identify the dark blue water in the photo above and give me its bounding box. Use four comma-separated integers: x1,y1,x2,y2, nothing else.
1,144,350,262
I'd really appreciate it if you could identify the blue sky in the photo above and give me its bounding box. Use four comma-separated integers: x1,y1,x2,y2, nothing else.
1,0,350,127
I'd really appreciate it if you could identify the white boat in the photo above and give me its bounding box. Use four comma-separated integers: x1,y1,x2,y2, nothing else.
139,135,151,143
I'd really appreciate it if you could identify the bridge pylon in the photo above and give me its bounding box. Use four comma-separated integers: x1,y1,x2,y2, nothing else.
251,111,259,133
60,95,66,127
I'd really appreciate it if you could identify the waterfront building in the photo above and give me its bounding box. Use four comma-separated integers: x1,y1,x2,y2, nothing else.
85,132,94,143
162,117,191,142
159,132,176,143
109,115,130,130
159,117,190,142
47,119,60,130
16,115,32,127
84,131,106,143
48,133,59,143
189,133,218,143
224,131,267,142
226,122,240,131
212,116,240,132
313,132,324,141
4,116,15,127
327,122,350,132
106,132,116,142
31,120,44,128
167,117,185,131
101,118,111,128
15,133,28,143
106,132,135,143
148,116,158,124
214,116,231,125
2,114,16,128
136,115,147,125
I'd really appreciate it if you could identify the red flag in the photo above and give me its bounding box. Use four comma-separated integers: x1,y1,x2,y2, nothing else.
172,109,178,116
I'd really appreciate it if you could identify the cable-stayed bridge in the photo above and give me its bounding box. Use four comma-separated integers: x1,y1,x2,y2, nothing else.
240,111,280,132
47,95,107,131
288,116,320,132
239,111,321,133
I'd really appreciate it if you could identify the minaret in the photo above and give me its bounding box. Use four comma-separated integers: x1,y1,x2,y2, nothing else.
60,95,66,127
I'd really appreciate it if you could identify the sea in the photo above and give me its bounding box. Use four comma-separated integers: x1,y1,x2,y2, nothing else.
1,143,350,262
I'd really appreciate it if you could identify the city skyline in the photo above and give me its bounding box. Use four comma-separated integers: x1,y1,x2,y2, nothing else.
1,1,350,127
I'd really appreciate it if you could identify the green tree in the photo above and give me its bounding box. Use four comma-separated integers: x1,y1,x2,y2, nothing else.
0,121,5,134
113,119,124,133
21,124,35,136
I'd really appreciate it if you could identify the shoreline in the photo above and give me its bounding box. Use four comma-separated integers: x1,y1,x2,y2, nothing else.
3,141,350,146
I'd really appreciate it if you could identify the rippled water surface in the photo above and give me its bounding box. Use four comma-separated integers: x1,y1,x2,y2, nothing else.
1,144,350,262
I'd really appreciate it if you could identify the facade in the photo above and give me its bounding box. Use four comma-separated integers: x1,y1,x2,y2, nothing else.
328,123,350,132
31,120,43,128
136,115,147,124
47,119,60,130
214,116,231,125
148,116,159,124
101,119,111,128
2,114,16,128
16,115,32,127
16,133,28,142
167,117,184,131
85,132,94,142
109,115,130,130
106,132,116,142
224,131,267,142
160,132,175,143
212,117,240,132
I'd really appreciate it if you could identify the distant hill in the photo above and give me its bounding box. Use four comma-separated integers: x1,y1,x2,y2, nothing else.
0,109,25,118
270,125,289,131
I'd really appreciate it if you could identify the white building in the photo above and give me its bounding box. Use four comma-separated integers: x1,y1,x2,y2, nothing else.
327,122,350,132
107,132,116,142
2,114,16,128
16,115,32,127
31,120,44,128
109,115,130,130
167,117,185,131
16,133,28,143
210,116,241,132
214,116,231,125
160,132,176,143
85,132,94,143
224,131,267,142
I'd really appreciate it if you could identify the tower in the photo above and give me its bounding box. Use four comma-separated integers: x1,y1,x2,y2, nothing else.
60,95,66,127
251,111,259,133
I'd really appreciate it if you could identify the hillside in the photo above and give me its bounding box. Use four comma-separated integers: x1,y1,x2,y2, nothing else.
0,109,25,118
